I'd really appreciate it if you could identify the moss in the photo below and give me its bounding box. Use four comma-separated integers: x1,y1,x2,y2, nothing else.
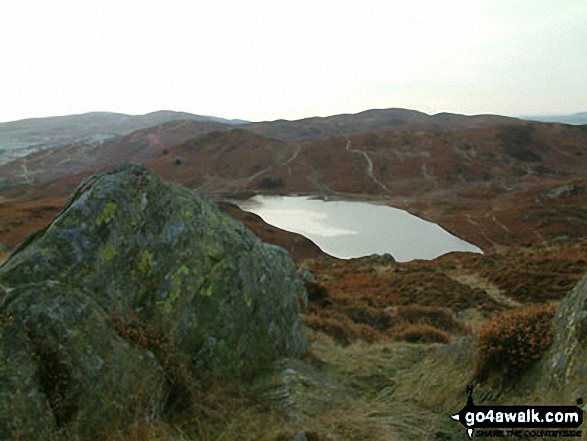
95,202,117,226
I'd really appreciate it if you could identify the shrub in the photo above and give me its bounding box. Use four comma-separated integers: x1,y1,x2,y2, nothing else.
474,303,557,384
304,278,330,307
388,323,451,344
260,176,284,189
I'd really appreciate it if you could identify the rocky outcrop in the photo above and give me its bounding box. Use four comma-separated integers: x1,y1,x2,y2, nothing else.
0,163,308,438
539,272,587,400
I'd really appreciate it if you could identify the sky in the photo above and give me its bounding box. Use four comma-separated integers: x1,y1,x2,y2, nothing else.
1,0,586,123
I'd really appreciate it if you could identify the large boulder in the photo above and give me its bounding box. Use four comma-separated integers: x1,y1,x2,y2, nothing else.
0,163,308,438
539,272,587,400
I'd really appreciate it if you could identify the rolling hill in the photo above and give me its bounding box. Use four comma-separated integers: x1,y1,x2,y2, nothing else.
0,110,246,165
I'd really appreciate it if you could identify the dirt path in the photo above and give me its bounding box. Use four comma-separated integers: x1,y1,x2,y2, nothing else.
283,142,304,176
345,138,389,192
449,271,522,308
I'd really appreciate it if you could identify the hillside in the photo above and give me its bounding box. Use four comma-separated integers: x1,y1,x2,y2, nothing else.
246,108,520,142
0,119,233,191
0,110,245,165
0,107,521,169
1,118,586,255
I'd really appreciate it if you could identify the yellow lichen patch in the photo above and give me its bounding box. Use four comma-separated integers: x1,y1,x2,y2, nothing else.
159,266,191,313
160,285,181,315
179,265,189,276
101,243,117,261
207,243,224,261
138,249,154,275
96,202,117,226
201,284,213,297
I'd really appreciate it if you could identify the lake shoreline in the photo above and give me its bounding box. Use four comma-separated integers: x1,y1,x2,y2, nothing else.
231,194,482,262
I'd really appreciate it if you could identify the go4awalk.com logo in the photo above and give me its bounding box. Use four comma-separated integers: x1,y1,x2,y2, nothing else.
450,385,584,439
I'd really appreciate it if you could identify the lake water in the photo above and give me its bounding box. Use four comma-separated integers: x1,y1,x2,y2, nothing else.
234,195,482,262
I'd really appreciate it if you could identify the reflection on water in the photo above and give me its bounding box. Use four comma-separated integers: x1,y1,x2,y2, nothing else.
235,195,482,262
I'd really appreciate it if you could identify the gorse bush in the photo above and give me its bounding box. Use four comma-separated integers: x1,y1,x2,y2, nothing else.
474,303,557,384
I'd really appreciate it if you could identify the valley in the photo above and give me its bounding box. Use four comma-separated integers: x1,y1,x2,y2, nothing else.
1,109,586,259
0,108,586,440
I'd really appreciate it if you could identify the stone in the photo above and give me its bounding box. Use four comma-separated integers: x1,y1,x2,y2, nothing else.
0,163,308,437
539,272,587,399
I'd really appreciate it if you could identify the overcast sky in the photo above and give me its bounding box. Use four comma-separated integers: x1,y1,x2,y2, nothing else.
1,0,586,123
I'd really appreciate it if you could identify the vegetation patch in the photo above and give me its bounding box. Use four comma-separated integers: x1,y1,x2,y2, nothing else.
26,330,80,426
474,303,557,386
260,176,284,189
497,125,542,162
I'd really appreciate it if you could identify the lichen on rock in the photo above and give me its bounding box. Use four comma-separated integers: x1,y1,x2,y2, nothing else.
0,163,308,438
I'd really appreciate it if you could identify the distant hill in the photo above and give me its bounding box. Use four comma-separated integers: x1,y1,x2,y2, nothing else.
145,123,587,197
520,112,587,125
0,110,247,165
246,108,520,142
0,107,523,165
0,108,527,192
0,119,235,190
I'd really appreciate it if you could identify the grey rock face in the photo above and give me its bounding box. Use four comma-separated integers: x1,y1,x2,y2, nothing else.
540,272,587,399
0,163,308,438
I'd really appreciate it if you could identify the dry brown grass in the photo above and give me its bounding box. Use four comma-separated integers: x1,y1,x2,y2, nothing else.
472,239,587,303
0,196,67,251
61,335,447,441
393,305,470,334
305,312,379,345
303,273,471,346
